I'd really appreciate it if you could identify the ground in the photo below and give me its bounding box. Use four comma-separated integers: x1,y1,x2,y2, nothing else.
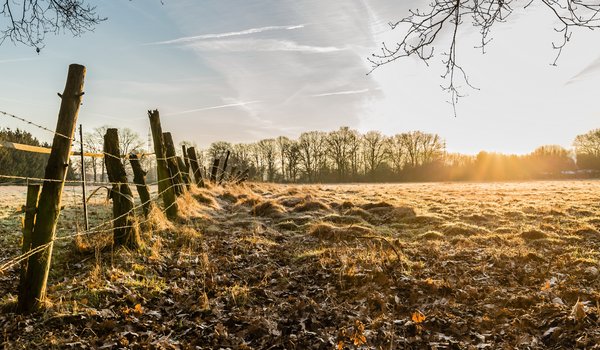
1,180,600,349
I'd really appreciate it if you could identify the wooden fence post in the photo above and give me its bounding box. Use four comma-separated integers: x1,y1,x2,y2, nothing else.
104,129,141,249
210,158,220,183
177,156,191,190
19,64,86,313
182,145,190,171
162,132,185,196
17,184,41,311
148,110,178,219
218,150,231,184
187,147,204,187
129,153,151,217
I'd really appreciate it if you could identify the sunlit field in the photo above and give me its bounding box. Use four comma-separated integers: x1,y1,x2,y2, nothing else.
1,180,600,348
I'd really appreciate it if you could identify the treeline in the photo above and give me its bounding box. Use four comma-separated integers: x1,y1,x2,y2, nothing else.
200,127,600,183
2,126,599,184
0,128,49,182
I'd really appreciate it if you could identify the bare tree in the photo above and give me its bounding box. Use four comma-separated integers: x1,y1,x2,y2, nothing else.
362,131,389,176
370,1,600,114
298,131,326,182
257,138,277,182
326,127,359,181
1,0,105,51
574,128,600,170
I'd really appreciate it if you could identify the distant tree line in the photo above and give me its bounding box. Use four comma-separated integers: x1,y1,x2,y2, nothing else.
201,127,600,183
1,126,599,184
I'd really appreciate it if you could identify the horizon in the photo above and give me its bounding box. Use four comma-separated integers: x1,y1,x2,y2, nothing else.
0,1,598,155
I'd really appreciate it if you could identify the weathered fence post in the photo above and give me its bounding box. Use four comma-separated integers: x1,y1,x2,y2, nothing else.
19,64,85,313
177,156,191,189
129,153,151,217
162,132,185,196
17,184,41,311
218,150,231,185
187,147,204,187
148,110,178,219
210,158,220,183
182,145,190,172
104,129,141,249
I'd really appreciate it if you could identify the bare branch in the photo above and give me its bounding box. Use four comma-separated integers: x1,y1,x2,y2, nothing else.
370,0,600,115
0,0,106,51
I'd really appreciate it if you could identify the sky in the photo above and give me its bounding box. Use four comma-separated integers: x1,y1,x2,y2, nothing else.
0,0,599,155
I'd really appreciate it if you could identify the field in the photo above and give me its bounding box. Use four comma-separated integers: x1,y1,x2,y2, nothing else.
1,180,600,349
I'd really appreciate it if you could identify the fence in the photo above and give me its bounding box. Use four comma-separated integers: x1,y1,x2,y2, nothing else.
0,64,249,313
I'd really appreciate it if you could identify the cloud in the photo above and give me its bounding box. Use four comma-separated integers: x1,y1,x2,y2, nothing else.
148,24,306,45
312,89,370,97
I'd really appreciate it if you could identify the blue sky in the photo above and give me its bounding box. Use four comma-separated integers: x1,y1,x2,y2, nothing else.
0,0,599,154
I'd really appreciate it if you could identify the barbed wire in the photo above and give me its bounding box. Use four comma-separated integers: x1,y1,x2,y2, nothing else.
0,110,73,141
0,180,183,274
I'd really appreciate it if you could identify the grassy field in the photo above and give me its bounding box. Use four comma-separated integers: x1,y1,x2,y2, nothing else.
1,180,599,348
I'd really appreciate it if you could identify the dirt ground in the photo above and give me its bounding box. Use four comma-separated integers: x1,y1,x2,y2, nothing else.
1,180,600,349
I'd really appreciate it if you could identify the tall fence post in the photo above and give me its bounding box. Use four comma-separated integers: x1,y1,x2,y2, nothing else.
129,153,152,217
17,184,41,311
19,64,86,313
148,110,178,219
162,132,185,196
104,129,141,249
187,147,204,187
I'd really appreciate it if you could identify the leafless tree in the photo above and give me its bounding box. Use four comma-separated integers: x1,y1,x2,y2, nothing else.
1,0,105,51
362,131,389,176
370,0,600,114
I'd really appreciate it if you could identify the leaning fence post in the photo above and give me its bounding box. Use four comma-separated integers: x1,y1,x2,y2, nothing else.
210,158,220,183
104,129,141,249
162,132,185,196
17,184,41,311
148,110,178,219
129,153,152,217
218,150,231,185
19,64,86,313
177,156,191,190
187,147,204,187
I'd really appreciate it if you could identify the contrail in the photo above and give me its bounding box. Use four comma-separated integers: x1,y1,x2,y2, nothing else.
312,89,370,97
147,25,305,45
165,101,262,117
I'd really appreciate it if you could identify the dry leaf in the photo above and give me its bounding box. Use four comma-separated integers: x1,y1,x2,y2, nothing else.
412,311,426,324
571,299,586,322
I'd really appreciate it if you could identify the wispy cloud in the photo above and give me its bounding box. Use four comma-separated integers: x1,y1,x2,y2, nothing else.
312,89,370,97
148,24,305,45
188,38,343,53
165,101,262,117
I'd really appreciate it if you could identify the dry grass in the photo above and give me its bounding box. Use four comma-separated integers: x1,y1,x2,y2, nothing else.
1,180,600,348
